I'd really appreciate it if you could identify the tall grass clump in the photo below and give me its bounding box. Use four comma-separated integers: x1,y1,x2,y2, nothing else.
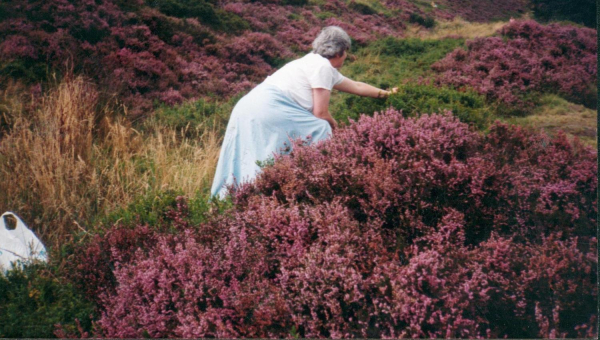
0,77,98,246
78,109,596,338
0,76,222,250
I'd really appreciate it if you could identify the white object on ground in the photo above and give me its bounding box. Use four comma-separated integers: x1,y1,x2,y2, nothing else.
0,212,47,271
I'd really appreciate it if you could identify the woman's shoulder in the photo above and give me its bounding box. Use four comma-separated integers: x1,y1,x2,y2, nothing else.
301,52,330,65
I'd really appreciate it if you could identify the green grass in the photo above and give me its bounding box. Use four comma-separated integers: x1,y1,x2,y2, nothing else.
349,0,397,16
504,94,597,147
335,83,492,129
150,92,241,136
331,37,470,123
339,37,465,86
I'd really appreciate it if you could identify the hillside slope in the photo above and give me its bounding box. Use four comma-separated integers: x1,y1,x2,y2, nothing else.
0,0,530,117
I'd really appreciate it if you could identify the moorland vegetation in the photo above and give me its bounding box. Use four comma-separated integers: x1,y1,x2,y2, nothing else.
0,0,596,337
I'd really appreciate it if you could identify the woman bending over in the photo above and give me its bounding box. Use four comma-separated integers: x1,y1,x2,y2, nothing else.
211,26,397,198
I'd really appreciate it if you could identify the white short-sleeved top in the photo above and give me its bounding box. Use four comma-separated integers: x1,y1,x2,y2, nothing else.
263,53,346,112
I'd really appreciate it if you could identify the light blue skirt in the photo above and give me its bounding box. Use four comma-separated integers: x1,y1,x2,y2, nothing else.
210,83,332,199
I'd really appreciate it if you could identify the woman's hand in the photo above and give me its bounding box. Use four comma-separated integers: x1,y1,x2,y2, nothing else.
334,79,398,99
377,87,398,98
329,118,338,130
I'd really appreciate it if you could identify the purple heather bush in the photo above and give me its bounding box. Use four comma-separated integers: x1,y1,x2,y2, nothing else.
92,109,596,338
384,0,528,22
432,20,597,112
65,196,202,302
0,0,404,117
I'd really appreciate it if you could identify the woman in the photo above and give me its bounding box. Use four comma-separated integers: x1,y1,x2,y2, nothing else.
210,26,397,198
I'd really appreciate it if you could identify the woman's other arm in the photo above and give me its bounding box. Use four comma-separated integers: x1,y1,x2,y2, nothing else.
334,78,398,98
312,88,338,130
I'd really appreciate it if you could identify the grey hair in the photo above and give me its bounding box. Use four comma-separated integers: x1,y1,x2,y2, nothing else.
312,26,351,59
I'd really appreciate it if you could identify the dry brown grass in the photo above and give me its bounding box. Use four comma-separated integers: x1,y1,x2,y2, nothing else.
405,17,509,40
0,76,222,250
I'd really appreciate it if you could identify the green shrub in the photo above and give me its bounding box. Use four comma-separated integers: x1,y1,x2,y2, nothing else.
372,37,461,59
96,188,222,231
149,0,218,22
409,12,435,28
141,12,217,46
531,0,596,27
97,189,183,229
214,9,251,34
349,1,377,15
147,0,249,33
315,11,336,20
335,83,491,129
0,61,49,83
283,0,308,6
0,263,94,338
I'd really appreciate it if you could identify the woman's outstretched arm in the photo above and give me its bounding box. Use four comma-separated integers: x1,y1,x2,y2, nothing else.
334,78,398,98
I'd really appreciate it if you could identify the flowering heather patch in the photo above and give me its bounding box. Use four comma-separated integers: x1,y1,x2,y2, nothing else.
95,109,597,338
0,0,405,117
64,196,202,302
432,20,597,112
384,0,528,22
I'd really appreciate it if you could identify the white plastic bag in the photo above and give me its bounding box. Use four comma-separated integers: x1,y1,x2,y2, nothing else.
0,212,47,271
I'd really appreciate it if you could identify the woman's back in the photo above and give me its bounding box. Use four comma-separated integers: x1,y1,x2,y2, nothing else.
264,53,345,113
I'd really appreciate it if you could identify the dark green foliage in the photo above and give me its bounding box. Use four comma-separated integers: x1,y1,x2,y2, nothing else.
531,0,596,27
96,188,221,230
0,2,11,21
0,61,48,83
141,12,217,46
70,23,110,44
146,0,249,33
0,264,95,338
214,9,251,33
148,0,218,22
283,0,308,6
331,37,469,124
409,12,435,28
349,1,377,15
98,190,183,228
336,83,491,129
494,91,542,117
113,0,144,12
371,37,462,59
